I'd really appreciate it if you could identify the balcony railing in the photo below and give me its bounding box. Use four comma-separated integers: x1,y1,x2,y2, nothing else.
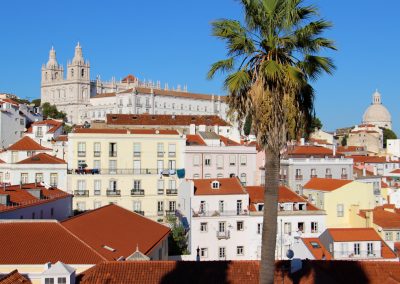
295,175,303,181
134,210,144,215
341,174,348,179
157,211,164,216
169,152,176,158
131,189,145,196
166,210,176,216
133,152,141,157
333,250,380,258
158,188,164,195
216,230,230,239
106,190,121,196
166,189,177,195
109,151,117,157
78,151,86,157
68,168,172,175
193,210,249,217
325,174,332,179
157,152,164,157
74,190,89,197
94,151,101,157
69,168,100,175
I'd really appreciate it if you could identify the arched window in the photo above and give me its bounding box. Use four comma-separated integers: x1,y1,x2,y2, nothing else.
81,68,85,77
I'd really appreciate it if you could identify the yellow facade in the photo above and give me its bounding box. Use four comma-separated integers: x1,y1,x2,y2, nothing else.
67,130,185,220
304,181,375,228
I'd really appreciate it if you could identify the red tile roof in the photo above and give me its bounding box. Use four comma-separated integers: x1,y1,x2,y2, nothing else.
0,159,4,164
390,169,400,174
193,178,247,195
219,135,240,146
121,74,137,83
359,206,400,229
106,113,230,127
7,136,51,151
285,146,342,158
135,87,227,102
77,260,400,284
91,92,116,99
0,270,31,284
16,153,66,164
0,221,105,264
309,138,331,145
73,128,179,135
61,205,170,260
0,98,19,106
303,178,353,192
54,135,68,142
351,155,399,164
30,119,63,133
327,228,383,241
186,134,206,146
246,186,320,211
302,238,332,260
395,242,400,257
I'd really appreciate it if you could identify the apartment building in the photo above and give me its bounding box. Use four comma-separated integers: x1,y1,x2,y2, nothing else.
67,128,185,219
185,133,257,185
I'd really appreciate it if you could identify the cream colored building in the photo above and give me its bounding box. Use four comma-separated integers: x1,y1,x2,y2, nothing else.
67,128,185,220
303,178,375,228
362,90,392,130
347,124,383,154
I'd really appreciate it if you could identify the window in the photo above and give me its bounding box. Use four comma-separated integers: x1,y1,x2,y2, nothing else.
11,151,18,163
93,160,100,170
367,243,374,255
157,179,164,195
20,173,28,184
229,155,236,166
219,247,226,259
354,243,360,255
218,221,226,232
157,143,164,157
237,200,242,214
77,180,86,191
45,278,55,284
326,168,332,178
240,155,247,166
310,168,316,177
297,222,305,233
311,222,318,233
78,142,86,157
193,174,200,178
109,142,117,157
35,173,43,183
310,242,320,249
157,201,164,213
200,222,208,232
237,221,244,231
337,204,344,217
212,181,220,189
133,180,142,190
396,232,400,241
200,248,208,258
237,246,244,256
36,126,43,137
385,232,393,241
295,169,302,179
169,201,176,212
240,173,247,186
157,160,164,172
193,155,200,166
133,160,141,174
217,155,223,169
168,160,176,170
94,142,101,156
205,174,211,178
133,143,141,157
133,200,141,212
217,173,223,178
257,223,262,234
169,179,176,190
77,202,86,211
204,155,211,166
200,201,206,213
284,222,291,234
219,200,224,212
50,173,58,187
109,160,117,174
57,277,67,284
109,180,117,191
168,143,176,157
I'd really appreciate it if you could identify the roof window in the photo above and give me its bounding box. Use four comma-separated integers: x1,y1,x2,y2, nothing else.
211,181,220,189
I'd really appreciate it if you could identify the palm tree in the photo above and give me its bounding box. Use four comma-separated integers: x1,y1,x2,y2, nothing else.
208,1,336,283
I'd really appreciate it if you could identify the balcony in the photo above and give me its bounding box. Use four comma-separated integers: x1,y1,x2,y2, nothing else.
169,152,176,158
216,230,230,240
94,151,101,157
94,190,101,195
166,210,176,216
341,174,348,179
74,190,89,197
334,250,380,259
157,152,164,157
134,210,144,216
68,168,163,175
193,210,249,217
157,211,164,216
158,188,164,195
109,151,117,157
78,151,86,157
133,152,141,157
310,174,317,178
295,175,303,181
166,189,177,196
131,189,145,196
70,168,100,175
325,174,332,179
106,190,121,196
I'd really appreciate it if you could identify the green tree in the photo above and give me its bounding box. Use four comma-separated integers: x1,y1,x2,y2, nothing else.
42,102,67,121
243,113,253,136
341,134,348,146
310,116,322,130
31,98,41,107
383,128,397,148
167,216,189,255
208,1,335,282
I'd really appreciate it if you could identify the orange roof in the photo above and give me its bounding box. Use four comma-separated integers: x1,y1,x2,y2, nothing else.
121,74,137,83
219,135,240,146
327,228,383,241
54,135,68,142
30,119,63,133
285,145,341,158
106,113,230,127
73,128,179,135
351,155,399,164
0,270,31,284
303,178,353,192
78,260,400,284
61,205,170,260
395,242,400,257
91,92,116,99
0,221,105,264
309,138,331,145
359,206,400,229
186,134,206,146
302,238,332,260
0,98,19,106
7,136,51,151
0,159,4,164
246,186,320,211
135,86,227,102
193,178,246,195
390,169,400,174
16,153,66,164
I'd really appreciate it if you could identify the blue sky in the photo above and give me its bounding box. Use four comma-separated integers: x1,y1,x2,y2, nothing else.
0,1,399,133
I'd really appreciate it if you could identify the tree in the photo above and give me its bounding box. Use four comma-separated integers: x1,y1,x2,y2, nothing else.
244,113,253,136
166,216,189,255
310,116,322,130
383,128,397,148
31,98,41,107
42,102,67,121
208,1,335,282
341,134,348,146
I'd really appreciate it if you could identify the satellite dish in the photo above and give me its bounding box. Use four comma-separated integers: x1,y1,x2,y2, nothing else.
286,249,294,259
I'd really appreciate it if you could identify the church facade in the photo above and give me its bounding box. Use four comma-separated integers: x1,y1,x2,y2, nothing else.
41,44,228,124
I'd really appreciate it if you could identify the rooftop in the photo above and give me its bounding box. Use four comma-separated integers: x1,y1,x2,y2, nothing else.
16,153,66,164
302,238,332,260
351,155,399,164
73,128,179,135
193,178,247,196
27,119,63,134
359,206,400,229
284,145,342,158
327,228,384,242
303,178,353,192
0,270,31,284
61,204,170,260
7,136,51,151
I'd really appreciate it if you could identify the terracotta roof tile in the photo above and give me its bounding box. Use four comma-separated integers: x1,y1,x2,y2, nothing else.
135,86,227,102
7,136,51,151
219,135,240,146
61,205,170,260
285,146,342,158
390,169,400,174
91,92,116,99
359,206,400,229
351,155,399,164
0,98,19,106
327,228,383,241
0,221,105,264
186,134,206,146
16,153,66,164
106,113,230,127
31,119,63,133
73,128,179,135
54,135,68,142
193,178,246,195
121,74,137,83
302,238,332,260
303,178,353,192
0,270,31,284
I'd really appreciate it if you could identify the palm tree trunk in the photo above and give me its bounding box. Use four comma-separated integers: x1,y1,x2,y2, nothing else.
260,147,280,284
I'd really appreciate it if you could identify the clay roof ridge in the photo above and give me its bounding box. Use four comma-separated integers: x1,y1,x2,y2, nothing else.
61,204,115,224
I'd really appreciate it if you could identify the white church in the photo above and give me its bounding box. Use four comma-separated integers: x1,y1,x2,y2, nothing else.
41,43,228,124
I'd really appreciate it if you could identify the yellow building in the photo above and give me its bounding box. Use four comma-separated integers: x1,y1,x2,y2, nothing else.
303,178,375,228
67,128,185,220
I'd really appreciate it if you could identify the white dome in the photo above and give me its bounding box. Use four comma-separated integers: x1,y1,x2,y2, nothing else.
362,90,392,129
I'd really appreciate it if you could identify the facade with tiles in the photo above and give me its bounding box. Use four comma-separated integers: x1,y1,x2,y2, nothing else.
67,128,185,220
41,44,228,124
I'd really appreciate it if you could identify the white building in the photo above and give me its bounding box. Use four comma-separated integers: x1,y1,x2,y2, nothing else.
41,44,228,124
362,90,392,130
387,139,400,158
177,178,325,260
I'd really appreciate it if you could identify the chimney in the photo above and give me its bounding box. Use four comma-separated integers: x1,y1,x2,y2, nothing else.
362,168,366,176
333,144,336,156
300,138,305,146
365,210,373,227
189,124,196,135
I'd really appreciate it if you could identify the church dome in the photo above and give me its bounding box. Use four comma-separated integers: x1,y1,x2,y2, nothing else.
362,90,392,129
